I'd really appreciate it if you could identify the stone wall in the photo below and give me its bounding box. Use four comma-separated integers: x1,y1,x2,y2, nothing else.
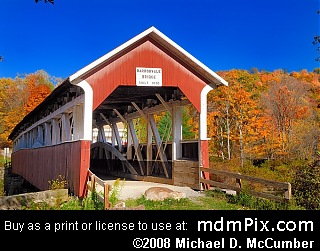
1,166,69,210
0,189,69,210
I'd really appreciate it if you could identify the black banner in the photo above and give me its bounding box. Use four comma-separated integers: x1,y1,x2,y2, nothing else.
0,210,318,249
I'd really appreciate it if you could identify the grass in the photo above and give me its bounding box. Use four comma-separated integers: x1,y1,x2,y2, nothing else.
0,184,306,210
123,189,302,210
23,188,300,210
0,170,305,210
0,160,308,210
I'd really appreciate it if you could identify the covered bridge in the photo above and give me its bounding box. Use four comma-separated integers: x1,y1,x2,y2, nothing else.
8,26,228,198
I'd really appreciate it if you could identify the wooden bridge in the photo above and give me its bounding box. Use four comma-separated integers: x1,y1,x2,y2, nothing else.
8,26,228,198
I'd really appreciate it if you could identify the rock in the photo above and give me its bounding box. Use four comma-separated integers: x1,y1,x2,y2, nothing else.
144,186,186,201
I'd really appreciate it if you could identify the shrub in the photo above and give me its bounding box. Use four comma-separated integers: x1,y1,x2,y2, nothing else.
292,159,320,210
48,175,68,190
0,178,4,196
109,178,125,207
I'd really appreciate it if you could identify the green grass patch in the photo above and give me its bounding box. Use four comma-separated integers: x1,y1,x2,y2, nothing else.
123,189,303,210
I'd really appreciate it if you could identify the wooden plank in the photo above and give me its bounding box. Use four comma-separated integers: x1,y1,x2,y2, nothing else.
174,160,198,167
174,177,198,185
174,172,199,179
200,178,241,192
94,175,106,187
174,182,200,190
87,170,111,209
246,189,289,202
200,178,289,202
174,165,198,173
200,167,290,189
104,183,110,209
104,170,174,185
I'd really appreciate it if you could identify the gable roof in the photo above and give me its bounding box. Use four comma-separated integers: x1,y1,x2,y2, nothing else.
9,26,228,141
69,26,228,87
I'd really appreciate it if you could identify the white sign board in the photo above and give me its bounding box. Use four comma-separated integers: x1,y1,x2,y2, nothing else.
136,67,162,86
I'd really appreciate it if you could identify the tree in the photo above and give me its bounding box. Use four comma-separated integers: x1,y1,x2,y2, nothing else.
0,70,54,148
208,70,266,166
207,85,232,160
0,78,25,148
22,70,54,115
262,75,311,157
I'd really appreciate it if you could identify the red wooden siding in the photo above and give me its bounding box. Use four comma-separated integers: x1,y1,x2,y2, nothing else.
11,140,91,197
84,39,207,112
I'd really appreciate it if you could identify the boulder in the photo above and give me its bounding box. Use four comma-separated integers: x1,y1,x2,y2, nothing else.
144,186,186,201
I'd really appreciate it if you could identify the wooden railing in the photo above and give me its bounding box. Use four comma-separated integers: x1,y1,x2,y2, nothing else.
87,170,111,209
200,167,291,202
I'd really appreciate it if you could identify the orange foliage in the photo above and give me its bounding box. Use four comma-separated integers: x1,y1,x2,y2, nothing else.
23,72,52,115
0,71,54,147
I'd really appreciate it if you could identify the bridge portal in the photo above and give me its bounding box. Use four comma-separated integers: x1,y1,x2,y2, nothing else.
8,26,228,197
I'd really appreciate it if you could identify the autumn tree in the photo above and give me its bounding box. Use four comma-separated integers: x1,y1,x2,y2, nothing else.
0,78,24,148
228,80,261,167
261,75,312,158
22,70,54,115
207,85,232,160
208,70,267,167
0,70,54,148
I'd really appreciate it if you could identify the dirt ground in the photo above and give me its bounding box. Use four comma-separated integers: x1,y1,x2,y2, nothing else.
98,176,205,201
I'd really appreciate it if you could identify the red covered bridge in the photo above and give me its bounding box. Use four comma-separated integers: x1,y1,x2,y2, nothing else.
8,26,228,198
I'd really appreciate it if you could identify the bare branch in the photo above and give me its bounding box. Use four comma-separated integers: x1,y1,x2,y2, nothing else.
35,0,54,4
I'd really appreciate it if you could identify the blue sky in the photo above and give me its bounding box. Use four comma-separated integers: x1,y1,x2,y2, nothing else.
0,0,319,80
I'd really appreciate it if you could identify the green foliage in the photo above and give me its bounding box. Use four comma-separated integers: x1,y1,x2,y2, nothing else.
227,191,301,210
239,159,297,184
126,195,194,210
81,191,104,210
21,191,104,210
48,175,67,190
181,107,196,140
109,178,125,207
292,159,320,210
157,111,172,141
21,200,52,210
17,184,305,210
0,158,11,167
0,178,4,196
59,197,84,210
124,189,302,210
157,107,196,142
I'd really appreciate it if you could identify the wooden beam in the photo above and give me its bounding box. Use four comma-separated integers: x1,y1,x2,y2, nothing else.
109,99,191,124
155,93,172,114
128,119,145,175
113,109,127,124
91,142,138,175
149,115,169,178
100,113,123,152
14,95,84,141
131,102,147,119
